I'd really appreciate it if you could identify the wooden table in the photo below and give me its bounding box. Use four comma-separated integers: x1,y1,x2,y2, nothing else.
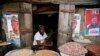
72,38,92,47
0,42,11,56
0,42,11,47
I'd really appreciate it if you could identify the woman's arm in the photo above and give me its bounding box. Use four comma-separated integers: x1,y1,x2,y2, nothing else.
36,40,42,45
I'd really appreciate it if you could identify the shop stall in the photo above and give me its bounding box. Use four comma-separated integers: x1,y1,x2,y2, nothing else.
0,0,100,56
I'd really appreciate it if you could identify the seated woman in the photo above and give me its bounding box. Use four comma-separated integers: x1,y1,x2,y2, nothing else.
33,25,53,50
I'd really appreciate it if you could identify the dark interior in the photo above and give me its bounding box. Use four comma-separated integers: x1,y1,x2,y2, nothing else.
32,4,59,51
32,13,59,51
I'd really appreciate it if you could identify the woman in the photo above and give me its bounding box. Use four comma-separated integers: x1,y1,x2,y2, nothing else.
33,25,48,50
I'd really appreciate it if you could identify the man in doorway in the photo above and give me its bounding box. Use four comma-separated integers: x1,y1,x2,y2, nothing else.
33,25,48,50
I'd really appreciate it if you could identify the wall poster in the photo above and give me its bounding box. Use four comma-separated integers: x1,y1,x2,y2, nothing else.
3,13,20,48
72,14,81,37
85,8,100,36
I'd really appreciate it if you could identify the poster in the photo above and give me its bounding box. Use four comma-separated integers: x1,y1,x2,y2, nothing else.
3,14,20,47
85,8,100,36
72,14,81,37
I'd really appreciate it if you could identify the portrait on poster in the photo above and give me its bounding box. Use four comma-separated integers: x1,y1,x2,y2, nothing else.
85,9,100,36
3,14,20,47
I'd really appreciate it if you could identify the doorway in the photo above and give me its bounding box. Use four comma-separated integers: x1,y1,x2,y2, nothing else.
32,4,59,51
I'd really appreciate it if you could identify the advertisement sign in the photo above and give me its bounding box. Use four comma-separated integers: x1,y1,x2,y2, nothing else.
3,14,20,47
72,14,81,37
85,8,100,36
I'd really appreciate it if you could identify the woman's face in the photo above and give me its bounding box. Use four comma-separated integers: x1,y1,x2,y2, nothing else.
11,17,19,34
39,27,45,33
72,18,77,31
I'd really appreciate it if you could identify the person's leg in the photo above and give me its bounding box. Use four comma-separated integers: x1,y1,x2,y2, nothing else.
32,45,39,51
32,46,36,51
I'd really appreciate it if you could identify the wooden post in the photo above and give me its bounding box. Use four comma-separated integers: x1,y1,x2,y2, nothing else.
18,3,33,48
58,4,75,46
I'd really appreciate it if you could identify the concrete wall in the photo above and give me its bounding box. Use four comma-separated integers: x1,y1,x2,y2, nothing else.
76,8,100,44
2,3,19,12
58,4,75,46
2,3,33,48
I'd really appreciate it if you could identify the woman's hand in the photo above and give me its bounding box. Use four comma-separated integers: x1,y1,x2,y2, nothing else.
39,46,45,50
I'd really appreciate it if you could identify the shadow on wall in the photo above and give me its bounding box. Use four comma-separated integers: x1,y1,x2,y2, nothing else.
0,14,6,41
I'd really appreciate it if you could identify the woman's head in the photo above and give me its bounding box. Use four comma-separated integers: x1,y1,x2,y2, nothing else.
11,16,19,34
39,25,45,33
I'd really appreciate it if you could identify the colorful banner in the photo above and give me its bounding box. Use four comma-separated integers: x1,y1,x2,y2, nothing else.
3,14,20,47
85,8,100,36
72,14,81,37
